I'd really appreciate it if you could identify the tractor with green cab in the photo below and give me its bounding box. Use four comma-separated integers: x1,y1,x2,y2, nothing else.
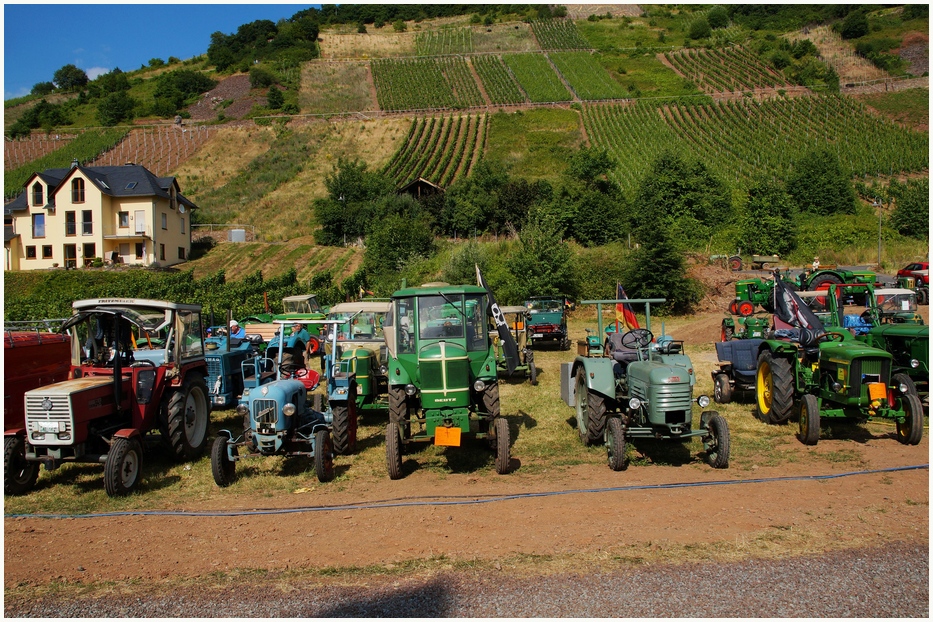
561,298,730,471
524,296,570,350
324,300,392,416
381,284,510,479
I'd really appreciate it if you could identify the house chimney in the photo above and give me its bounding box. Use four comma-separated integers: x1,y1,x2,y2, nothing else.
71,158,79,169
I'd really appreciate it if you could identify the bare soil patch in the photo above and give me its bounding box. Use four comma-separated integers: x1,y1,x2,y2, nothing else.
187,74,253,122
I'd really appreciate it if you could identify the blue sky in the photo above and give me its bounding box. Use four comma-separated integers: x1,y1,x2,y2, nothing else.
3,3,319,100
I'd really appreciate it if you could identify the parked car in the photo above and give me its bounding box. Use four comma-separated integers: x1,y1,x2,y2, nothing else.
897,262,929,285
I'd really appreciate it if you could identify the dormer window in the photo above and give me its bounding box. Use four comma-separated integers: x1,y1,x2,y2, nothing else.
72,178,85,203
32,182,43,207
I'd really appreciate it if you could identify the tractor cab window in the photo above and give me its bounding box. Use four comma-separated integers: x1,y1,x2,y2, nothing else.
527,299,561,313
396,297,415,354
465,294,488,351
177,311,203,359
876,291,917,315
283,296,321,314
419,295,464,339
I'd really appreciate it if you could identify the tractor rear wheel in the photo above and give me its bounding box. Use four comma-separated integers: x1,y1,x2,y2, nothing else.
4,436,38,495
702,412,730,468
386,421,403,480
331,384,358,456
606,417,628,472
314,429,335,483
896,394,923,445
494,416,510,475
807,273,843,293
104,437,143,497
575,368,607,445
917,288,929,306
210,434,237,487
713,374,732,404
162,373,210,461
797,394,820,445
721,320,734,342
729,255,742,271
728,300,739,315
737,301,755,317
756,351,794,424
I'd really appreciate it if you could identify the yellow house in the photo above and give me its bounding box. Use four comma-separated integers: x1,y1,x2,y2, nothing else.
4,161,197,271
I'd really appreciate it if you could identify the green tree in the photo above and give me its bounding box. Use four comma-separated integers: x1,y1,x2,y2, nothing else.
31,82,55,96
707,6,729,29
688,17,711,39
53,64,88,91
96,91,136,126
95,68,130,95
266,85,284,109
740,180,798,255
249,66,276,88
393,19,407,32
508,217,578,301
839,10,868,39
363,213,435,278
890,179,929,239
787,149,855,216
623,227,702,314
566,147,616,189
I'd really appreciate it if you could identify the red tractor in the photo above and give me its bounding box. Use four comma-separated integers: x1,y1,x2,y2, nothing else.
4,299,211,496
4,323,71,433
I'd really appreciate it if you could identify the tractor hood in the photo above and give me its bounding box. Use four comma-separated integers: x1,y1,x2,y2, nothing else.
818,340,894,362
627,360,691,387
527,311,562,326
870,324,929,339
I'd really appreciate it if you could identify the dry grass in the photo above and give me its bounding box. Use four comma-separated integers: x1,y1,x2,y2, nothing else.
173,126,277,196
300,62,375,114
318,31,416,60
796,26,890,84
471,22,538,53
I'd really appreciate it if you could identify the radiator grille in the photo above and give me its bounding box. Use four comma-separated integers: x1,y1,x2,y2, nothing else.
252,399,278,426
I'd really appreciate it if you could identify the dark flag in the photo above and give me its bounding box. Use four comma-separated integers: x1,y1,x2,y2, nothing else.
476,264,519,374
772,271,825,341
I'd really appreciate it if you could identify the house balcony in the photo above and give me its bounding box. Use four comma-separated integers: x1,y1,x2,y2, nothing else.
103,226,152,241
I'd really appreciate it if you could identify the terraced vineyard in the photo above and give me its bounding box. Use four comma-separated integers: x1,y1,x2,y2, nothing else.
584,95,929,194
550,51,628,100
415,27,474,55
4,134,76,170
472,55,527,104
371,56,484,111
89,125,221,176
664,46,794,94
531,18,592,50
382,113,487,187
503,53,572,102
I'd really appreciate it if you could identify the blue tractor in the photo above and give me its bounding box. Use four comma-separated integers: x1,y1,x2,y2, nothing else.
210,321,336,486
203,320,264,408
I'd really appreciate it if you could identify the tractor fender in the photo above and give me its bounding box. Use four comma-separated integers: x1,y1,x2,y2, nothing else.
572,357,616,400
4,428,27,438
113,428,142,440
389,361,414,386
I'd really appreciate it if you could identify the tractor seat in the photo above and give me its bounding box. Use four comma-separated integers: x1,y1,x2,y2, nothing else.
716,339,763,382
246,333,264,345
606,332,640,371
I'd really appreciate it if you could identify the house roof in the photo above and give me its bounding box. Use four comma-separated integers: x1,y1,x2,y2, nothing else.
6,163,198,213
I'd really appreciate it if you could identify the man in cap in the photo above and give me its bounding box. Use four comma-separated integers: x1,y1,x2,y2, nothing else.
229,320,246,340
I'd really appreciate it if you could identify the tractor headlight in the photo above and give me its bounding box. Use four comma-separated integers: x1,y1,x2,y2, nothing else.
405,384,417,396
473,379,486,392
898,383,909,394
236,403,249,416
696,395,711,408
832,382,843,393
627,397,642,410
379,364,388,375
283,403,297,417
910,359,920,368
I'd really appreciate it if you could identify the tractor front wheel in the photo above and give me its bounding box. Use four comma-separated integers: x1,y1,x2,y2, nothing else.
4,436,38,495
737,301,755,317
702,413,730,468
528,357,538,386
162,374,210,460
210,435,237,487
104,437,143,497
494,417,510,475
386,421,403,480
482,382,501,419
896,394,923,446
606,417,628,472
388,386,411,439
331,384,358,456
892,373,919,400
713,374,732,404
314,429,335,483
797,394,820,445
721,320,734,342
756,351,794,424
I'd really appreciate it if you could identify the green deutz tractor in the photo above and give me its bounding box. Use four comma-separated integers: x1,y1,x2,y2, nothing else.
755,301,923,446
382,284,509,479
561,298,730,471
324,301,392,414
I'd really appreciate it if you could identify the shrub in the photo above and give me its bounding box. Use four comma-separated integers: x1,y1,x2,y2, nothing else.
688,17,711,40
249,66,276,88
787,149,855,216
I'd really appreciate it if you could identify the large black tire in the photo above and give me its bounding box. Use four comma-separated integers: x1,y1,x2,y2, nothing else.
703,413,730,469
575,368,607,445
713,373,732,404
917,288,929,306
482,383,501,418
162,373,210,461
756,351,794,424
104,437,143,497
210,435,236,487
721,321,734,342
494,416,510,475
388,385,412,440
4,436,38,495
606,417,628,472
892,373,919,400
386,421,403,480
797,394,820,446
314,429,335,483
281,346,306,370
896,394,924,446
331,384,358,456
807,273,843,292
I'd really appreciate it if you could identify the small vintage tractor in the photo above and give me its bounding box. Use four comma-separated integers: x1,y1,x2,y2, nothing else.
755,298,923,446
381,284,510,479
7,299,211,496
561,298,730,471
897,270,929,306
731,268,876,316
720,314,771,341
203,318,264,408
524,296,570,350
211,321,336,486
494,306,537,385
324,301,392,418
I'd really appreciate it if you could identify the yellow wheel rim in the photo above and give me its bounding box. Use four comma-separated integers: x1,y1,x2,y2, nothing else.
757,360,772,414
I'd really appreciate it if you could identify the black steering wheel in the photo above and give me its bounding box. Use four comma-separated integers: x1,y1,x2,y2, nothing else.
621,328,653,349
817,330,846,343
279,362,301,376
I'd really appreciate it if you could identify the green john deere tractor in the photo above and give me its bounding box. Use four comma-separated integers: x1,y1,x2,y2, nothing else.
381,284,510,479
730,268,876,316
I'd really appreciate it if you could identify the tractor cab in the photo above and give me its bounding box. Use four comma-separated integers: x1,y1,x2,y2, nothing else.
872,288,922,324
282,294,323,315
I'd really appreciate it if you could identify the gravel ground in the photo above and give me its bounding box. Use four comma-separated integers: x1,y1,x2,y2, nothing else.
7,542,927,617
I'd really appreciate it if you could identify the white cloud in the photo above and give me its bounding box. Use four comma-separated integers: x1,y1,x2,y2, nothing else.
85,66,111,80
6,86,31,100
